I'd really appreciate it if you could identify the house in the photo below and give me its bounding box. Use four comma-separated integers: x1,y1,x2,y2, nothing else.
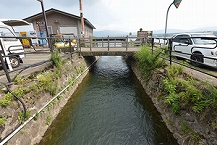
23,8,95,38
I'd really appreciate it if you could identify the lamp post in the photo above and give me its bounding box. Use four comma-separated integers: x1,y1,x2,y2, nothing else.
164,2,173,44
37,0,50,48
164,0,182,44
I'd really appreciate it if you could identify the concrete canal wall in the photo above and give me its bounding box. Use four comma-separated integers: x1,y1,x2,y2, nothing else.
130,59,217,145
0,54,98,145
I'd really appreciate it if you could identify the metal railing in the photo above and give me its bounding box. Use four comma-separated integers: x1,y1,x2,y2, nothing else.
152,36,217,79
78,36,143,52
0,35,77,84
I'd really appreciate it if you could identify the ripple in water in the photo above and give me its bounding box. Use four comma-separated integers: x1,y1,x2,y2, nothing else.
39,56,178,145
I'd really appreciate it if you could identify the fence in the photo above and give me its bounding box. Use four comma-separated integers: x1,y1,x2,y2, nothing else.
152,36,217,79
78,36,143,52
0,35,78,84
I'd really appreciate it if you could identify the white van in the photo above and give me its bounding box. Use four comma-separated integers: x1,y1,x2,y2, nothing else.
0,19,29,70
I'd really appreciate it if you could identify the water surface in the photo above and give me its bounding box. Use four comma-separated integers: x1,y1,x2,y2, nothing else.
40,56,178,145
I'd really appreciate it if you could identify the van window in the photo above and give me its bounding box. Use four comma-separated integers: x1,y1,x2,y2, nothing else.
0,27,17,41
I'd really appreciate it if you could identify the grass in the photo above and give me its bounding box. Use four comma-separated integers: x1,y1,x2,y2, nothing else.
163,64,217,114
51,50,63,69
18,110,31,123
0,117,7,126
135,45,217,114
134,45,165,80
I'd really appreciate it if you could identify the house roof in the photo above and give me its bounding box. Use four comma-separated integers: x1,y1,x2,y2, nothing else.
23,8,95,29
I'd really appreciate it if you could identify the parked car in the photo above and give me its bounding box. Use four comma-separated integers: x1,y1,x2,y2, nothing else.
172,32,217,67
54,39,77,49
53,34,77,50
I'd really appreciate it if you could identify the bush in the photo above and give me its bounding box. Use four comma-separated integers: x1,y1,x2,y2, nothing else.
134,45,165,79
51,50,63,69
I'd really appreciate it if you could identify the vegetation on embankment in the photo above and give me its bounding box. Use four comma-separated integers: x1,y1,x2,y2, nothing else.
132,45,217,145
0,51,95,145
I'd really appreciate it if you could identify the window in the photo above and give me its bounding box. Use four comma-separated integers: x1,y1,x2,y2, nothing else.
173,35,183,43
0,27,17,41
192,34,216,45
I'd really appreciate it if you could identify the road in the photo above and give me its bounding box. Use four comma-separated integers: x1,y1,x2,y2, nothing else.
0,49,51,83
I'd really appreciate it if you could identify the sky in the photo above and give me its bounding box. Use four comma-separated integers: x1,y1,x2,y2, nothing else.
0,0,217,34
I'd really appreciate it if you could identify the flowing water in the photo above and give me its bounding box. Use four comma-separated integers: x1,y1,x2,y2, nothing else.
39,56,178,145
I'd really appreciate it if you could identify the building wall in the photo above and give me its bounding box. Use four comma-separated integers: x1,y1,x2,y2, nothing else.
32,12,93,38
47,13,78,35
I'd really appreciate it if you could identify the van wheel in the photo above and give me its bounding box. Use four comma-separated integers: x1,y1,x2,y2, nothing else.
9,56,20,68
191,52,203,67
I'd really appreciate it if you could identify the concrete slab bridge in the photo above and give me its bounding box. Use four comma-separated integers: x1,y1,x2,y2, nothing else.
77,36,142,56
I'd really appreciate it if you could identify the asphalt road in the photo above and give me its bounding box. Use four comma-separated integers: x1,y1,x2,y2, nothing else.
0,48,51,83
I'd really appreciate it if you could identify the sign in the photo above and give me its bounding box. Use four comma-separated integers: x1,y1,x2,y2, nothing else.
20,31,30,48
173,0,182,8
36,21,46,32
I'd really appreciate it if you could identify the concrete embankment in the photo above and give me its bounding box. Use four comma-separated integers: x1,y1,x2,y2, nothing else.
0,54,98,145
130,59,217,145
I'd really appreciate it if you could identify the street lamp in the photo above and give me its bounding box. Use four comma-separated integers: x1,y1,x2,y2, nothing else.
164,0,182,44
164,2,173,44
37,0,50,48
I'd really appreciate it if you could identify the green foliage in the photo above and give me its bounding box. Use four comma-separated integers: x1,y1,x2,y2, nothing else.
167,65,184,78
206,85,217,108
0,117,7,126
171,102,180,114
0,86,30,107
68,75,77,85
30,83,43,94
53,69,62,78
14,76,28,85
30,72,58,95
50,82,58,96
57,95,62,100
134,45,165,79
46,115,52,125
18,110,31,123
75,65,86,74
181,120,201,142
34,112,39,121
181,120,189,133
51,50,63,69
4,92,13,100
0,92,13,107
0,100,11,107
47,99,57,110
13,87,30,98
163,64,217,114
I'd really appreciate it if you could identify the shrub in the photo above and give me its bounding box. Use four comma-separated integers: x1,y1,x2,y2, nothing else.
0,117,7,126
134,45,165,79
51,50,63,69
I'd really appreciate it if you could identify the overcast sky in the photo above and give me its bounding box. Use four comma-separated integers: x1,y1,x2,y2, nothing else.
0,0,217,33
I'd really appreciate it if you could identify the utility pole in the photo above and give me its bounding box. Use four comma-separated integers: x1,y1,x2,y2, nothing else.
37,0,50,48
79,0,85,37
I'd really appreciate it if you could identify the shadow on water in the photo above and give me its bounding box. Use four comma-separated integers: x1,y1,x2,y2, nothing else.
39,56,178,145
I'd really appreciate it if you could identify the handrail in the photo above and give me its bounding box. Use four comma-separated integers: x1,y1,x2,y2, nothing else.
152,36,217,78
78,36,143,51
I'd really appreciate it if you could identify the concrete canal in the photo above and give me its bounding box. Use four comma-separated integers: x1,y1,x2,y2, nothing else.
39,56,178,145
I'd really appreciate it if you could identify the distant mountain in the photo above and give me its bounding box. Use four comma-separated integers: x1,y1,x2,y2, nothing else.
93,26,217,37
93,30,130,37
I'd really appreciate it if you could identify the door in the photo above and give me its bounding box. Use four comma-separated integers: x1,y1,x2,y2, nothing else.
59,26,77,37
172,34,192,59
